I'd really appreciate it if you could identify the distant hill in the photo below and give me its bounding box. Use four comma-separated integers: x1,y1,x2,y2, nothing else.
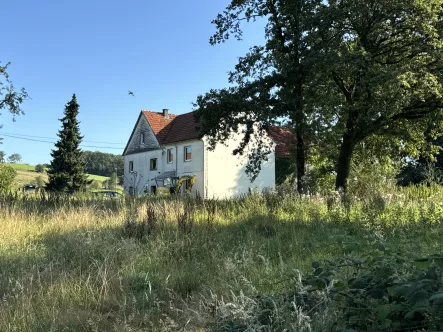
5,163,110,188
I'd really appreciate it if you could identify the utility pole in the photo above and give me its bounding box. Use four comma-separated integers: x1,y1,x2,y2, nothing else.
115,167,118,190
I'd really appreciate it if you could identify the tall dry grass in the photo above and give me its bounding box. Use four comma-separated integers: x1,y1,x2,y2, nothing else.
0,187,443,331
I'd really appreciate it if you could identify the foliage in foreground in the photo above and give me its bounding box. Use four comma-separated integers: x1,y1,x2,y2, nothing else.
0,164,16,193
0,188,443,331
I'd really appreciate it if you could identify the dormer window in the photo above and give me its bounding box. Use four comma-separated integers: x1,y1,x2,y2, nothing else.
141,132,145,144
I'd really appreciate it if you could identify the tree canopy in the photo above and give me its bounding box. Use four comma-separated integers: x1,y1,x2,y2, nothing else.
194,0,443,192
83,150,123,178
0,62,27,121
7,153,21,164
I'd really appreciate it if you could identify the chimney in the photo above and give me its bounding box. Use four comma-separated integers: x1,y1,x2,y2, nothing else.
162,109,169,118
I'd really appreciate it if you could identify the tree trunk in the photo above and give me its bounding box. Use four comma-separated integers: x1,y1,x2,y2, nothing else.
295,109,305,194
335,131,356,192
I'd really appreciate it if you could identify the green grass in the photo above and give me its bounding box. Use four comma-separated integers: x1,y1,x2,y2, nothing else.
0,189,443,331
10,165,110,189
6,163,36,171
86,173,110,182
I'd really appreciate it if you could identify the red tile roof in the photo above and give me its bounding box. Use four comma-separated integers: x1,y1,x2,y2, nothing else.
267,126,296,158
142,111,177,144
142,111,199,145
141,110,295,158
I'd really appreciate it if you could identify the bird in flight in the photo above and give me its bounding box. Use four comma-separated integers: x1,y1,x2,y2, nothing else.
128,91,135,96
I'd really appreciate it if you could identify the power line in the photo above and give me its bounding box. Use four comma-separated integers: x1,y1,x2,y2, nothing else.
0,131,126,145
0,133,124,150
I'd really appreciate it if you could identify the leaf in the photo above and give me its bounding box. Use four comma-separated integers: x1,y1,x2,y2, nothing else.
377,304,391,321
370,287,385,299
412,299,430,309
379,319,392,329
410,290,428,305
429,292,443,302
351,278,367,290
404,306,429,320
389,284,413,297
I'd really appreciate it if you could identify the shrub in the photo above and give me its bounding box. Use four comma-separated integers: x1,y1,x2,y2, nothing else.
0,164,16,193
35,164,45,173
89,180,101,190
34,176,45,187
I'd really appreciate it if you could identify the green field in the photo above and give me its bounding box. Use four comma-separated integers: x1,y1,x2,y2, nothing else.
7,163,111,188
5,163,36,171
0,188,443,331
86,173,110,182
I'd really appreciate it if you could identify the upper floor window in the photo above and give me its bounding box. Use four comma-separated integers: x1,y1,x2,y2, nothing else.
167,148,174,163
140,132,145,144
150,158,157,171
129,161,134,172
184,146,192,161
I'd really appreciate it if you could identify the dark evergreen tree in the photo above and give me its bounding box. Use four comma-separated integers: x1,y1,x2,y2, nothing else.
46,94,90,193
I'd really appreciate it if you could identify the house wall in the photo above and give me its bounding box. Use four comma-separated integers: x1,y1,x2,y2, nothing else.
161,140,205,196
125,115,160,155
204,135,275,199
124,150,163,194
124,139,205,196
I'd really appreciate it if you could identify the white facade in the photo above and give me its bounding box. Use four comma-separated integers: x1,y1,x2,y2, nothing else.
203,136,275,199
123,113,276,198
124,140,205,196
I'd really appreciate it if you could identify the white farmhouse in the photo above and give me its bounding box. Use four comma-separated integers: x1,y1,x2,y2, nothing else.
122,109,294,198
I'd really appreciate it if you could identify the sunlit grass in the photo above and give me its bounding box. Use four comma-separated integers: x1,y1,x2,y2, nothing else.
0,188,443,331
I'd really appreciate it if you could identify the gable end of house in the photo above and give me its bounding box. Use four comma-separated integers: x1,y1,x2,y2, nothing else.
123,112,161,156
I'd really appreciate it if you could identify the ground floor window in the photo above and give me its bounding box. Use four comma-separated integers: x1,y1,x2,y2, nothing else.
151,186,156,194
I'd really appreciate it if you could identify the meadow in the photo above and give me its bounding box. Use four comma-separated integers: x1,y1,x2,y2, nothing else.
6,163,110,188
1,186,443,331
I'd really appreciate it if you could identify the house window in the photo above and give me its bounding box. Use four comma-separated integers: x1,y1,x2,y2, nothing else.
141,132,145,144
129,161,134,172
150,158,157,171
167,148,174,163
151,186,157,194
184,146,192,161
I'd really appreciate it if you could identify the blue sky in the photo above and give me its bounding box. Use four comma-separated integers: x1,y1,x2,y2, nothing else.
1,0,264,165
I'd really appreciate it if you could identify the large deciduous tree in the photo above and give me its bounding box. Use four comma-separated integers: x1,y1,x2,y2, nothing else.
7,153,21,164
0,62,28,142
196,0,443,193
315,0,443,191
46,94,90,193
194,0,323,193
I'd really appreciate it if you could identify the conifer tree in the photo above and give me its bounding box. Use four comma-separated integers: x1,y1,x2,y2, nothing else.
46,94,90,193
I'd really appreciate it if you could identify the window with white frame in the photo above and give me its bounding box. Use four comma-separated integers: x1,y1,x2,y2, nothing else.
140,132,145,144
184,146,192,161
129,161,134,172
167,148,174,163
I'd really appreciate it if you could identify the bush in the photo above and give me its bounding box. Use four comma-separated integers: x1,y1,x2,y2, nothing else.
35,164,45,173
0,164,17,193
34,176,45,187
89,180,101,190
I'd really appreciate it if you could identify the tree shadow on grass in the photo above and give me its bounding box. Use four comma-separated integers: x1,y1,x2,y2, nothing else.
0,213,440,331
